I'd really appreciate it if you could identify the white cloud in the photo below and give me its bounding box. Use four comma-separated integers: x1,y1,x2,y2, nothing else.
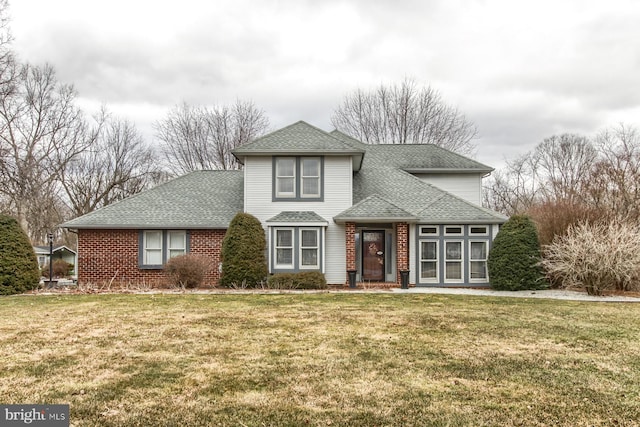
9,0,640,166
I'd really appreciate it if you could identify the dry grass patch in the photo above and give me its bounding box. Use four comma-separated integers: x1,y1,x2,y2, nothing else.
1,293,639,426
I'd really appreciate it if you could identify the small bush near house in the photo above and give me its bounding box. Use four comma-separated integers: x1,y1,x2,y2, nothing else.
488,214,546,291
165,255,211,289
0,214,40,295
267,271,327,290
220,213,268,288
42,259,73,279
541,220,640,296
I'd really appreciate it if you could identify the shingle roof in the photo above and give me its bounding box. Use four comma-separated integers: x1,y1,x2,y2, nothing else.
364,144,493,173
333,195,417,222
61,121,506,230
234,121,365,155
340,146,506,224
61,171,243,229
266,211,329,224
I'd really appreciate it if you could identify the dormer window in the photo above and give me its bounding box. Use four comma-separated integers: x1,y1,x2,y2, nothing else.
273,156,323,201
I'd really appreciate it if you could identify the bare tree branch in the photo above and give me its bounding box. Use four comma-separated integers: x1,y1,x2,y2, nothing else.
331,78,477,155
154,100,269,175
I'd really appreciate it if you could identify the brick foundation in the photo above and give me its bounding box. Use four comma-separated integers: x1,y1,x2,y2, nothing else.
77,229,226,287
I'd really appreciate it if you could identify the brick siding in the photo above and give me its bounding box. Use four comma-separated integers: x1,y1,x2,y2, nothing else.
77,229,225,287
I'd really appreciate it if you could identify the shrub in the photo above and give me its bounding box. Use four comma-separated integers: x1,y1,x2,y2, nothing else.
43,259,73,279
541,220,640,295
267,271,327,290
0,214,40,295
220,213,268,288
487,215,546,291
165,254,211,289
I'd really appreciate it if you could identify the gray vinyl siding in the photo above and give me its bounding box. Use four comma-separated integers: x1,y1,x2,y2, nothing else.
411,173,483,205
244,155,353,284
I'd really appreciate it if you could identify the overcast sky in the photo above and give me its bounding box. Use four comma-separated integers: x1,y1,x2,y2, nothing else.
9,0,640,168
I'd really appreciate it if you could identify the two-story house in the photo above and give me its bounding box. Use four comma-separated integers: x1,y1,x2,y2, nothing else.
61,121,507,287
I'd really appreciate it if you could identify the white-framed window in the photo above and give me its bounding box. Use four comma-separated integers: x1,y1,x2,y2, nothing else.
300,228,319,268
444,240,463,282
469,225,489,236
420,240,438,282
275,228,294,268
419,225,439,236
444,226,463,236
143,230,163,265
275,157,296,198
274,157,323,200
469,241,488,281
141,230,188,267
301,157,321,198
167,231,187,259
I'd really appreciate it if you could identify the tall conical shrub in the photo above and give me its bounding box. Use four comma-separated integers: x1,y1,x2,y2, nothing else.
0,214,40,295
219,213,267,287
488,215,547,290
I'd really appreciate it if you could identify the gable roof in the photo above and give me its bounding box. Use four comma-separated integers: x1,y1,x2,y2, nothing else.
61,171,243,229
233,121,365,171
333,194,417,222
33,245,76,256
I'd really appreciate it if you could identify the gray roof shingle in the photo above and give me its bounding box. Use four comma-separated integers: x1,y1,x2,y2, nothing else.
61,122,507,230
266,211,329,224
233,121,365,155
61,171,243,229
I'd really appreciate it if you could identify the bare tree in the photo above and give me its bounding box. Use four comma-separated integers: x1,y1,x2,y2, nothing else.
586,124,640,220
154,100,269,175
59,109,160,217
331,78,477,155
0,63,88,242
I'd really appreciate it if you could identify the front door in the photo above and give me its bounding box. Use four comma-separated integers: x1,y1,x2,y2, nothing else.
362,230,385,281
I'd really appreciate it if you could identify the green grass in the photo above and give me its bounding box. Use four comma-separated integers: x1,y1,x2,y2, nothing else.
1,293,639,426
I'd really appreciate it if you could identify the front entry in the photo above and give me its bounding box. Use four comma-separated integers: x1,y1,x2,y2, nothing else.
362,230,385,281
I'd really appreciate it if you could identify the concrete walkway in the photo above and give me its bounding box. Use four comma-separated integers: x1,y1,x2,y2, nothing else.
391,287,640,302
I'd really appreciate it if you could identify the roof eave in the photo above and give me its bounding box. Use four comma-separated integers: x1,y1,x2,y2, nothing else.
333,216,419,224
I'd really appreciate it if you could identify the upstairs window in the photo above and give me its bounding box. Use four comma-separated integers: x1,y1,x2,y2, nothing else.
273,157,323,201
301,158,321,198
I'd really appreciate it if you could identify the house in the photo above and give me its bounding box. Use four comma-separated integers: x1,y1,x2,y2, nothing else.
61,121,507,287
33,245,77,276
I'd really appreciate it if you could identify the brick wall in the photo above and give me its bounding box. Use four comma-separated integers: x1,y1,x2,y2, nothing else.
345,222,356,283
396,222,409,284
77,229,226,287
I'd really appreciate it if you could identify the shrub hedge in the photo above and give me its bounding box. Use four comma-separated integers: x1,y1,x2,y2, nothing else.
267,272,327,290
165,254,211,289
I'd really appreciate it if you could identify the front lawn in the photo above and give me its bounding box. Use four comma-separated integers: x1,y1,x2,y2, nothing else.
1,293,639,426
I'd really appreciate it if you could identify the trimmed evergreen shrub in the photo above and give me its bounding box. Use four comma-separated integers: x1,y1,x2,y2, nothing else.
219,213,268,287
165,254,211,289
267,271,327,290
487,215,547,291
0,214,40,295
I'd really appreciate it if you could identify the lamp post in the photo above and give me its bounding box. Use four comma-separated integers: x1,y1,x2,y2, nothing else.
48,232,54,287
